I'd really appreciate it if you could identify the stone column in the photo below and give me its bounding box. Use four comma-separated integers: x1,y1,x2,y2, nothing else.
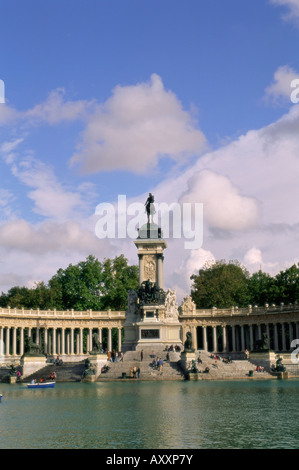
61,328,65,356
71,328,74,355
36,327,40,345
20,327,24,356
99,328,102,346
5,327,10,356
222,325,227,352
89,328,93,353
118,328,122,352
241,325,245,351
53,328,57,356
296,322,299,341
44,328,48,355
108,328,112,352
203,326,208,352
257,324,262,340
282,323,286,351
57,331,61,355
213,326,218,353
0,327,3,356
13,327,17,356
80,328,83,355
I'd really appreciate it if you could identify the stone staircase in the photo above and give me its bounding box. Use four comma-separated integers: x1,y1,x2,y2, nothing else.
0,350,278,383
97,348,185,381
21,361,85,383
188,351,273,380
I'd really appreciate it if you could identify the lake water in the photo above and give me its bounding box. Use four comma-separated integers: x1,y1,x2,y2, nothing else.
0,379,298,449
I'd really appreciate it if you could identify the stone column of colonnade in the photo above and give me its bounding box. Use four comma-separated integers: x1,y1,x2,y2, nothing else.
0,325,124,360
189,320,299,354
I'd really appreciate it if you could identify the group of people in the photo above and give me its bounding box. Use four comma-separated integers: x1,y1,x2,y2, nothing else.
255,365,265,372
54,356,63,366
130,366,141,378
210,353,233,364
107,350,124,362
164,344,181,352
49,371,56,381
210,353,221,361
101,364,110,373
29,370,56,384
151,357,164,371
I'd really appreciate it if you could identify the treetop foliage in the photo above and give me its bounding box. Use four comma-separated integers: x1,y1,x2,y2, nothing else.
191,260,299,309
0,254,139,311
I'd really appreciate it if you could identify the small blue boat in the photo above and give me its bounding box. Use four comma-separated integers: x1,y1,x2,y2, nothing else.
27,382,55,389
0,394,2,402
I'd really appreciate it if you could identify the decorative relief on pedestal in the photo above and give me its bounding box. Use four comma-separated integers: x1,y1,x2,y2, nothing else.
179,295,196,316
165,289,179,319
143,255,156,283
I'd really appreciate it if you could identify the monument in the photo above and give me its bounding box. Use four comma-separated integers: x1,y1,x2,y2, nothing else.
20,337,47,378
85,332,108,379
123,194,183,351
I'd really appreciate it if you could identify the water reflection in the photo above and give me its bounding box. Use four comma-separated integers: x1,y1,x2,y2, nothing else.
0,380,299,449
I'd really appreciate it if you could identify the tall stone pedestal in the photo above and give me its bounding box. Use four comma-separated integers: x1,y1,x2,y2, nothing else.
181,351,196,370
21,355,47,378
88,354,108,375
123,216,183,352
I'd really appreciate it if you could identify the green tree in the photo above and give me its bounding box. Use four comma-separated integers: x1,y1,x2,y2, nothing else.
274,264,299,304
247,270,278,306
48,254,138,311
190,259,250,309
100,255,139,310
0,254,139,311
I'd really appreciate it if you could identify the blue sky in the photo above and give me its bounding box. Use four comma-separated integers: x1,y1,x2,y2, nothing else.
1,0,299,301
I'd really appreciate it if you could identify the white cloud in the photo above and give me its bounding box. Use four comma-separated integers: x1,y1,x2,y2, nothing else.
10,156,91,221
264,65,298,104
180,169,260,231
0,218,107,255
25,88,94,124
70,74,207,174
244,247,263,267
0,189,15,219
271,0,299,23
0,103,19,124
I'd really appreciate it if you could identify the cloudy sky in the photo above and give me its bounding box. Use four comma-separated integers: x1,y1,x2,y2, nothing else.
1,0,299,302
